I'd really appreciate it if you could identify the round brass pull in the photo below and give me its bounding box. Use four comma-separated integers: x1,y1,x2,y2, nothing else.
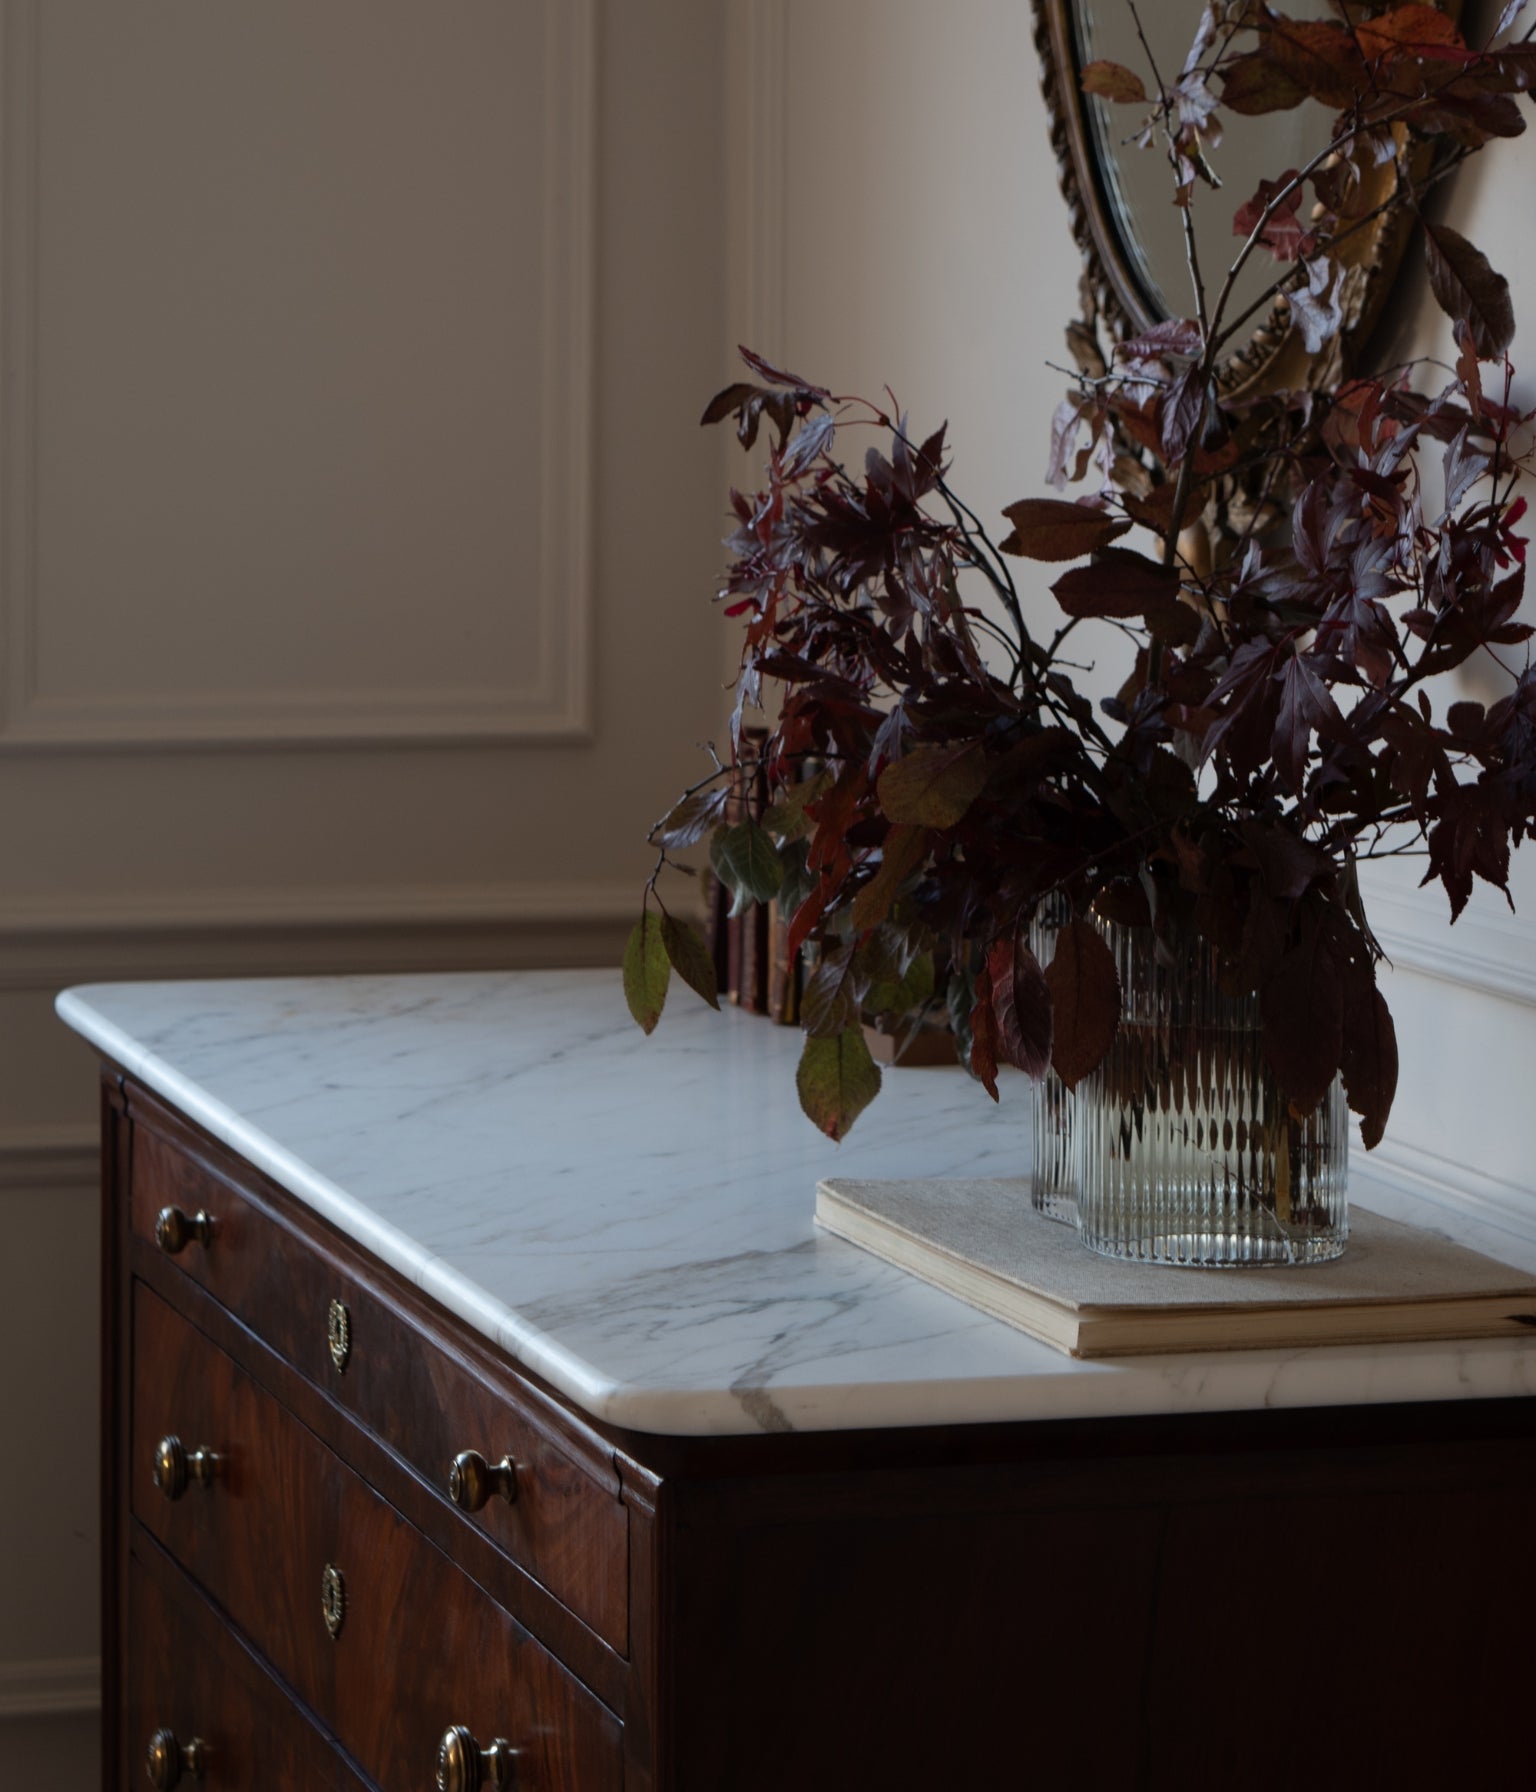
145,1727,206,1788
152,1435,220,1501
436,1726,517,1792
155,1206,214,1255
447,1450,517,1512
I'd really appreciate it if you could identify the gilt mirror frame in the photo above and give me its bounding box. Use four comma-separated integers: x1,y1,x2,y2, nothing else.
1029,0,1464,398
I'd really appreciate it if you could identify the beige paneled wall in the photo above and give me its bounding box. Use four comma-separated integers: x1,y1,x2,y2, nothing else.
0,0,730,1763
5,0,1535,1774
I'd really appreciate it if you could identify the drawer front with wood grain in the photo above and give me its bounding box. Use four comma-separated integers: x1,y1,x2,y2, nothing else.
129,1113,629,1651
131,1284,624,1792
126,1543,371,1792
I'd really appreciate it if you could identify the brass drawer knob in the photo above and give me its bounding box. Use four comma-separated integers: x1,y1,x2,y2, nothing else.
152,1434,220,1501
145,1727,206,1787
436,1726,516,1792
447,1450,517,1512
155,1206,214,1255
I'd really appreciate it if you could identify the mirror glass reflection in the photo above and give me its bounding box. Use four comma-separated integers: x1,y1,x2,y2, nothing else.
1073,0,1336,328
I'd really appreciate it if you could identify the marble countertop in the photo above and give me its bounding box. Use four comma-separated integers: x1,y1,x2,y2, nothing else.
58,970,1536,1436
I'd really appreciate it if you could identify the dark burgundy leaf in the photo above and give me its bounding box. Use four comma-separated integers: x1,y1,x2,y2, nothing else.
988,932,1053,1081
969,962,1002,1100
1239,819,1335,901
1355,5,1466,58
1271,654,1346,792
1232,171,1313,262
1261,932,1343,1114
999,497,1131,562
801,943,860,1038
1051,549,1180,620
737,346,830,396
1044,919,1121,1090
1265,18,1368,108
1220,53,1308,115
1423,223,1515,359
1341,981,1399,1150
700,382,761,427
1117,318,1203,365
1160,362,1207,465
781,411,836,479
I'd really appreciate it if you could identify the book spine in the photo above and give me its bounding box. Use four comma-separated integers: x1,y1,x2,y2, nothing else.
703,866,730,996
767,900,799,1024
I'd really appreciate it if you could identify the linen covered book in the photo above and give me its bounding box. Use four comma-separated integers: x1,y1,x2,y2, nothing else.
815,1177,1536,1359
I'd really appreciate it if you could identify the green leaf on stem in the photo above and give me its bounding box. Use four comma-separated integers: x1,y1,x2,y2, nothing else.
710,819,784,911
661,914,719,1011
796,1027,883,1141
623,913,670,1035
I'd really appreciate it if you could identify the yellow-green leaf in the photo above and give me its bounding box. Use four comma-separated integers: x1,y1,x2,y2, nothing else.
796,1027,882,1141
623,913,670,1035
877,742,987,829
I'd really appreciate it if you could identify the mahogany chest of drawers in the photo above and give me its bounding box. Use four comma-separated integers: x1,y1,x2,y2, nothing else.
99,1058,1536,1789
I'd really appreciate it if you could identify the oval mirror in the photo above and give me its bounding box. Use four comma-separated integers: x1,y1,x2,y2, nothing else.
1032,0,1460,393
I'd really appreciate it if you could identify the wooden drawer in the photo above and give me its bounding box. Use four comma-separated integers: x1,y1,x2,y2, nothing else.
126,1543,371,1791
132,1283,624,1792
129,1113,629,1652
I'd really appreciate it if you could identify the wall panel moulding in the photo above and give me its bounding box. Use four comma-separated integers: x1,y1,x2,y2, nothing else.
1366,881,1536,1012
0,1125,98,1194
0,1655,101,1718
0,882,637,992
0,0,595,751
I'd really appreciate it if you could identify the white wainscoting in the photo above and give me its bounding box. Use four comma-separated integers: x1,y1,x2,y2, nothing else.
1367,879,1536,1011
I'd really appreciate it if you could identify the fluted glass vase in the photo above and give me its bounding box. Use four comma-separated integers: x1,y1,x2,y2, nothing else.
1028,894,1076,1225
1076,920,1348,1266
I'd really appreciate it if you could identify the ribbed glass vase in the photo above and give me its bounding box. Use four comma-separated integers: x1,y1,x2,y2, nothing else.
1076,920,1348,1266
1028,894,1076,1225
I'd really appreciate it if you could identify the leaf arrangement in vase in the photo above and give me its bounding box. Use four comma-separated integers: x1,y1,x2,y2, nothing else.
627,1,1536,1164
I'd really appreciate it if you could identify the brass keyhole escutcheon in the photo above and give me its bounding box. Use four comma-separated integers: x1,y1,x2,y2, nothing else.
321,1563,345,1640
327,1299,351,1373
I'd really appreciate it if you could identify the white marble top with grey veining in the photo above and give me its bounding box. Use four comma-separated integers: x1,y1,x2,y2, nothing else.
56,971,1536,1435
